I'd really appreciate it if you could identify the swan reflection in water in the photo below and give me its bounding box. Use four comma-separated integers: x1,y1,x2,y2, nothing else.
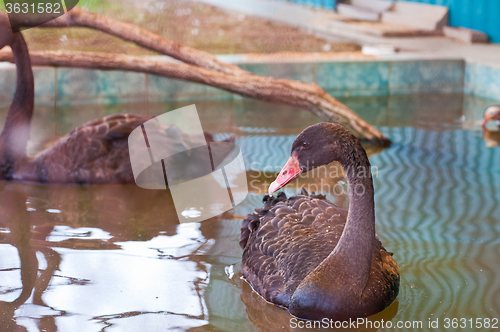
240,279,398,332
0,183,216,330
0,186,41,331
483,128,500,148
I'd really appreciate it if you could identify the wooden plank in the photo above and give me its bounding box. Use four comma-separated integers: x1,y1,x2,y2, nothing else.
444,26,489,44
337,4,380,21
382,2,448,31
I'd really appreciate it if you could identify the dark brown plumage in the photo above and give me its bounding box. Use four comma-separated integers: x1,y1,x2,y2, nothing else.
240,123,399,321
0,18,229,184
15,114,149,183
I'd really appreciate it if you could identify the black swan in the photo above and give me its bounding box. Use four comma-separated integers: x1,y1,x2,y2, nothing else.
0,15,229,184
240,123,399,321
482,105,500,128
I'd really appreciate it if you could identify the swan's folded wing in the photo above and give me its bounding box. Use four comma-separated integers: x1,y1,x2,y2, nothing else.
241,191,348,306
31,114,149,183
240,193,288,249
70,114,150,141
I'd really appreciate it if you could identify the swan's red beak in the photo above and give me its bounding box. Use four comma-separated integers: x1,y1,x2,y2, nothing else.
269,152,302,195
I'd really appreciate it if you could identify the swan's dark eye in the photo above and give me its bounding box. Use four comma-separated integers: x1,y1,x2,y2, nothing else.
302,141,310,149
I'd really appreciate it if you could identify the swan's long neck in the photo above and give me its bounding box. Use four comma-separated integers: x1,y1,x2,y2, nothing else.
331,153,375,293
289,140,376,317
0,32,34,176
309,142,375,294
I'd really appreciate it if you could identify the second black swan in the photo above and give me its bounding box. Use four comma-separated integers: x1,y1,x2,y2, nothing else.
0,15,229,184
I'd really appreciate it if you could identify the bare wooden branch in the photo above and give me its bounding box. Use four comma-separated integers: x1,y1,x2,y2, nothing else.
38,6,247,76
15,7,390,145
0,48,390,145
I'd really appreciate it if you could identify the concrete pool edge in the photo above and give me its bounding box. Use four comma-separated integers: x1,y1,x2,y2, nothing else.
0,54,499,107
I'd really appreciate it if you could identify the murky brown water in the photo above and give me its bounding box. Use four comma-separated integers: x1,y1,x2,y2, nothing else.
1,94,499,331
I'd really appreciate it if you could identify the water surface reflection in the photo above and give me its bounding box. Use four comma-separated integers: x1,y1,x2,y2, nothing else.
0,94,499,331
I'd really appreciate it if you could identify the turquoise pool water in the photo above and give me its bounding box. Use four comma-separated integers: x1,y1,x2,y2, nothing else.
0,93,499,331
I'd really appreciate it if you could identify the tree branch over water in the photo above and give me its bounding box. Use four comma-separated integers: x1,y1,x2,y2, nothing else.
9,7,390,146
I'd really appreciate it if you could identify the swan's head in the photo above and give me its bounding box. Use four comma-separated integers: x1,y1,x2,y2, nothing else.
483,106,500,127
0,12,14,50
269,123,365,195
